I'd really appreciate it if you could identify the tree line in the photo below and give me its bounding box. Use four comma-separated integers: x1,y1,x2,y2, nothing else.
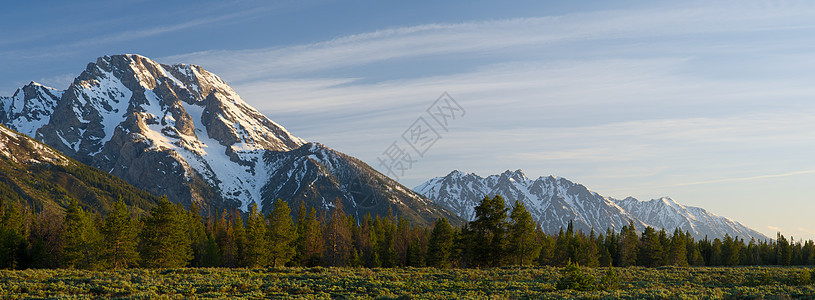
1,195,813,269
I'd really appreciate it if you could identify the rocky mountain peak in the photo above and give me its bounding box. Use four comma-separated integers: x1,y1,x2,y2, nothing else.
417,169,769,240
0,54,457,226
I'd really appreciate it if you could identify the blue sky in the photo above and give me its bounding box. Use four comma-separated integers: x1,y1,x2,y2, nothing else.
3,0,815,240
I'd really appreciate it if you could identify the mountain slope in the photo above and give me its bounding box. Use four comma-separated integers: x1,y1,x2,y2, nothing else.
0,54,457,226
614,196,767,241
416,169,768,240
0,124,159,214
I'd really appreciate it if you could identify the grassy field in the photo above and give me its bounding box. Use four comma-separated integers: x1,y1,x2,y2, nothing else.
2,266,815,299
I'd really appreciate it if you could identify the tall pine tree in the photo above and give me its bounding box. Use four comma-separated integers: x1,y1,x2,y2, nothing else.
243,202,269,267
507,201,540,266
323,198,351,267
426,217,454,268
63,198,101,269
140,196,192,268
267,198,296,267
100,198,139,269
471,195,508,267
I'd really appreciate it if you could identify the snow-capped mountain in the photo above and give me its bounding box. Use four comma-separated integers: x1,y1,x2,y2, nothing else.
416,169,768,240
613,196,767,241
0,54,458,225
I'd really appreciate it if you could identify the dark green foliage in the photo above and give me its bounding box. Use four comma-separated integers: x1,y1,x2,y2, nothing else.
426,218,454,268
267,198,296,267
139,196,192,268
556,260,595,291
508,201,540,266
470,195,508,267
0,199,27,269
243,202,269,267
5,191,815,271
637,227,663,267
63,198,101,269
618,220,638,267
323,198,352,267
599,266,620,291
100,198,139,269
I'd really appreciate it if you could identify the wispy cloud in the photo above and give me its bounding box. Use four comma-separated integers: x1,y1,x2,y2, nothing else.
163,1,815,84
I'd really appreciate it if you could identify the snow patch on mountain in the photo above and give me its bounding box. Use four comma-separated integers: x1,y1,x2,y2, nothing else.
416,169,769,241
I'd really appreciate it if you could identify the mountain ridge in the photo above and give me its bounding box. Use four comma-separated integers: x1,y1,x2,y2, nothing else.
0,54,459,226
416,169,769,240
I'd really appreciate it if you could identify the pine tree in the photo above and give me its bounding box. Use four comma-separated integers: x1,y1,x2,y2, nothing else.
215,211,239,267
618,220,639,267
777,233,792,266
507,201,540,266
553,227,569,266
63,198,102,269
243,202,269,267
0,199,27,269
471,195,508,267
267,198,296,267
139,196,192,268
294,202,308,266
721,234,740,266
426,217,454,268
100,198,139,269
666,228,688,266
186,202,208,267
637,226,664,267
323,198,351,267
374,210,397,267
536,228,554,266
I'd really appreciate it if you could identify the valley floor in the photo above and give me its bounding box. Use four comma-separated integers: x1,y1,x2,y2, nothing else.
1,266,814,299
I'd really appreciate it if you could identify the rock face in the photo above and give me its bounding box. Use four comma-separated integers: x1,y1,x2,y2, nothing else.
1,54,459,225
415,169,769,240
0,82,62,138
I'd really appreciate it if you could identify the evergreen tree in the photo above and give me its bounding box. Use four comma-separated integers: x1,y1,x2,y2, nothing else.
215,211,239,267
374,211,397,267
139,196,192,268
63,198,101,269
100,198,139,269
267,198,296,267
618,220,639,267
186,202,208,267
579,230,599,268
556,260,595,291
507,201,540,266
470,195,508,267
637,226,664,267
395,217,412,266
323,198,351,266
243,202,269,267
536,228,554,266
710,238,723,266
0,199,27,269
294,202,309,266
666,228,688,266
777,233,792,266
426,217,454,268
721,234,740,266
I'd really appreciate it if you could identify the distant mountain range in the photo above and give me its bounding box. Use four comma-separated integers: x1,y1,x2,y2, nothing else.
415,169,769,241
0,54,458,226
